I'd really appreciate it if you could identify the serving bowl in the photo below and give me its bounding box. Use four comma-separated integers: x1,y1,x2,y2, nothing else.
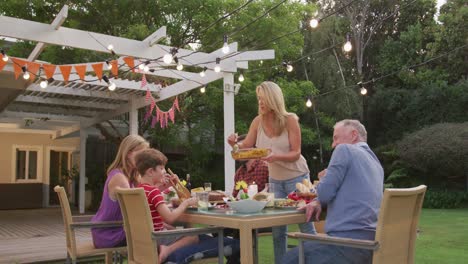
227,199,268,213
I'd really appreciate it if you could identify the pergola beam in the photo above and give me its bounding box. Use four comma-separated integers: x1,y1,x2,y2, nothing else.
0,110,92,122
27,5,68,61
15,95,119,110
26,84,132,101
144,26,166,47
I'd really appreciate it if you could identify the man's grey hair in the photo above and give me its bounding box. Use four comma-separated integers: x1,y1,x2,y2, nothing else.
334,119,367,141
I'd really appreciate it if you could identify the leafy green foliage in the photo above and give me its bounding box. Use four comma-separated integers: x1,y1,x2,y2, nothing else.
423,190,468,209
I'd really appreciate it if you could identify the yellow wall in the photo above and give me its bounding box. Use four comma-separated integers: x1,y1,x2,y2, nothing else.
0,132,80,184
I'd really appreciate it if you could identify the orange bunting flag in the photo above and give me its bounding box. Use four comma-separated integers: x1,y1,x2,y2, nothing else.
91,63,103,80
123,56,135,71
74,65,87,81
26,62,41,81
111,60,118,77
59,65,72,83
0,56,7,72
42,64,57,79
11,58,27,79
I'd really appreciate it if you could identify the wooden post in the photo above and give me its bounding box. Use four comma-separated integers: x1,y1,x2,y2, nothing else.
223,73,235,193
129,97,138,135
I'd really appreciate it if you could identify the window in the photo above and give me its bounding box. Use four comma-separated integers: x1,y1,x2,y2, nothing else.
13,145,42,182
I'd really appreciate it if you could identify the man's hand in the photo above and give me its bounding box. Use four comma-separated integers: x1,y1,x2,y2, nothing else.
298,199,322,222
317,169,327,180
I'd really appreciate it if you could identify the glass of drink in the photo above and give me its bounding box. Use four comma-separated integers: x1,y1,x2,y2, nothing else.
196,192,209,211
265,183,275,207
204,182,212,192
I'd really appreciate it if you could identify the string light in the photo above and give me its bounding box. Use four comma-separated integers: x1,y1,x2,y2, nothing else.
1,50,8,62
343,33,352,52
107,44,116,55
174,56,183,70
21,66,30,80
39,77,54,89
102,75,116,91
222,35,230,54
200,67,207,77
143,65,150,72
309,18,319,29
138,63,145,70
105,60,112,70
306,97,313,108
283,61,293,72
200,86,206,93
238,72,245,82
360,87,367,95
214,58,221,73
163,53,173,64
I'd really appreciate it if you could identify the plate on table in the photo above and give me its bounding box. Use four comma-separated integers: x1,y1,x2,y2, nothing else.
274,199,299,209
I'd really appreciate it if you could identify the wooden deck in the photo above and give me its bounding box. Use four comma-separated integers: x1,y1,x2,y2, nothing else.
0,208,97,263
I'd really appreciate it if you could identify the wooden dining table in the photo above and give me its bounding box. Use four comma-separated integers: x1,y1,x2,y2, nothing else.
179,207,309,264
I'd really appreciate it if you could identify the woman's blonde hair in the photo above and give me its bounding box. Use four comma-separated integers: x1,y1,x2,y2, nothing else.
107,135,149,185
256,81,296,136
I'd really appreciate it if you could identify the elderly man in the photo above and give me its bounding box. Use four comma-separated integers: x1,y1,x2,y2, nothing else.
283,119,384,264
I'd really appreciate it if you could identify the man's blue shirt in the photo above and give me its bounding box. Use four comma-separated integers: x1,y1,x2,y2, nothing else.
317,142,384,237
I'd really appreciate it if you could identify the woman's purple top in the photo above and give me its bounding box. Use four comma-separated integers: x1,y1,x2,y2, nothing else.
91,168,132,248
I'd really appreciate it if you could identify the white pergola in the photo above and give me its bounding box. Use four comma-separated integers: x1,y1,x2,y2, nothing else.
0,5,274,213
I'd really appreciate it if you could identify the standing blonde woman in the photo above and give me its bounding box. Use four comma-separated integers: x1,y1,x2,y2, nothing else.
228,81,316,263
91,134,149,248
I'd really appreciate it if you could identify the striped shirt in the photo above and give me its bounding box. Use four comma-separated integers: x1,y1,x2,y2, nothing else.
138,183,166,231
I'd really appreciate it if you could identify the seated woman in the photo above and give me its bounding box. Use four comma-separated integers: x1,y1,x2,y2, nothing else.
91,135,149,248
135,148,240,264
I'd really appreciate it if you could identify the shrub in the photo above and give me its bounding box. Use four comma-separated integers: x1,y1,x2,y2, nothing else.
423,189,468,209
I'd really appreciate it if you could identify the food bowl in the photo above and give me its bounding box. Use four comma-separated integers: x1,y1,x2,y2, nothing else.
227,199,268,213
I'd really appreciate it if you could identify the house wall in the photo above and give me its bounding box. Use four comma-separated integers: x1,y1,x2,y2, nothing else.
0,132,79,209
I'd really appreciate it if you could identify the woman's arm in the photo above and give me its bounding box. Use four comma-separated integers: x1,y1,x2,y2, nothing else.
239,116,260,149
263,115,302,163
156,197,197,224
108,173,131,201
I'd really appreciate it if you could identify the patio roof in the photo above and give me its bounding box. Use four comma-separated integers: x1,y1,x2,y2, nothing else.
0,4,274,212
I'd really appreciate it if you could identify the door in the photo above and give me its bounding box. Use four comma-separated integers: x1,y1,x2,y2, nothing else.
48,150,70,205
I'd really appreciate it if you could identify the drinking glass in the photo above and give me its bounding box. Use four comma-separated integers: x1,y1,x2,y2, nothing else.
204,182,212,192
196,192,209,211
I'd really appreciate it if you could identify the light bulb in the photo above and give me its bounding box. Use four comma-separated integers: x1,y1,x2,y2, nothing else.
176,63,183,71
138,64,145,70
107,44,114,51
200,70,206,77
200,86,206,93
343,41,352,52
306,98,312,108
106,62,112,70
163,54,173,64
214,65,221,73
2,54,8,62
309,18,319,29
360,87,367,95
222,42,230,54
286,64,293,72
238,73,244,82
108,82,116,91
143,65,150,72
23,72,30,80
40,80,48,89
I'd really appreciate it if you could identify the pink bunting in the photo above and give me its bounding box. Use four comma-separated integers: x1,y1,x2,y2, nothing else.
150,97,156,113
174,97,180,111
151,115,157,128
169,108,175,123
146,88,151,101
156,107,160,123
141,74,147,88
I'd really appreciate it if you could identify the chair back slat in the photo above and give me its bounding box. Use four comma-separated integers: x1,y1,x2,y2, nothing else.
54,185,77,255
116,188,158,263
373,185,427,264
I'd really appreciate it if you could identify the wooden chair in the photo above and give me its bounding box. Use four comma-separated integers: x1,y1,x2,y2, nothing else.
116,187,226,264
54,186,126,264
289,185,427,264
